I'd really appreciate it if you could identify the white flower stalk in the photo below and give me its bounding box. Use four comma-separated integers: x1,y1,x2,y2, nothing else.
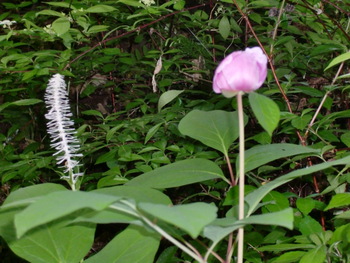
45,74,83,190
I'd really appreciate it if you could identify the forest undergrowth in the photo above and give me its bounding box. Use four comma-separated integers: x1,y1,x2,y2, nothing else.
1,0,350,262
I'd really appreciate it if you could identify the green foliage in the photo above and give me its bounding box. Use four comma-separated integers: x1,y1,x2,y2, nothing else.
179,110,244,156
1,0,350,262
249,92,280,136
84,225,160,263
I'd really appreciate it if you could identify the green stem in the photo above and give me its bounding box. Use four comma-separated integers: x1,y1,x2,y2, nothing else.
237,91,245,263
114,200,206,263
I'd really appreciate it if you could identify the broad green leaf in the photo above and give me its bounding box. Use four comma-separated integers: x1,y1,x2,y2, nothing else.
126,158,229,188
238,143,320,173
272,251,306,263
158,90,184,112
1,183,66,210
86,4,117,13
203,208,293,242
296,198,315,216
300,246,327,263
139,202,217,238
15,191,121,237
73,203,139,225
85,225,160,263
325,51,350,71
0,184,66,243
245,155,350,216
179,110,243,155
0,209,20,243
243,208,293,229
73,186,173,225
52,17,70,36
9,223,95,263
219,16,230,40
249,92,280,136
325,193,350,210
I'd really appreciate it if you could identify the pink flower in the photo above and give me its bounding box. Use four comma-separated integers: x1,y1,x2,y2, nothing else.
213,47,268,97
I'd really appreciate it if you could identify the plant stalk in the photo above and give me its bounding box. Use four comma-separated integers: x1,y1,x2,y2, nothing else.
237,91,245,263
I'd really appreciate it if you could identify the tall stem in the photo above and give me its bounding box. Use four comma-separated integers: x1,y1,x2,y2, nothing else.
237,92,245,263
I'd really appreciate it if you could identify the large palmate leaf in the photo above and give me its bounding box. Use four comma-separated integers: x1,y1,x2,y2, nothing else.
85,225,160,263
178,110,244,155
126,158,229,188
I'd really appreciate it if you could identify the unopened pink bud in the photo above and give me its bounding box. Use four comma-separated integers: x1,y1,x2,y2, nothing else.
213,47,268,97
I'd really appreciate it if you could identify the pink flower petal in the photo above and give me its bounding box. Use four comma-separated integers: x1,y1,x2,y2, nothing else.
213,47,268,97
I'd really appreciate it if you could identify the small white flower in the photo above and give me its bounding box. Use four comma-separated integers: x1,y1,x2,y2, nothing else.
45,74,83,187
0,20,17,28
214,5,224,16
139,0,155,6
44,24,55,35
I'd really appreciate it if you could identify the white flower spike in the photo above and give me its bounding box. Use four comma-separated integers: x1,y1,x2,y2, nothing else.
45,74,83,190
